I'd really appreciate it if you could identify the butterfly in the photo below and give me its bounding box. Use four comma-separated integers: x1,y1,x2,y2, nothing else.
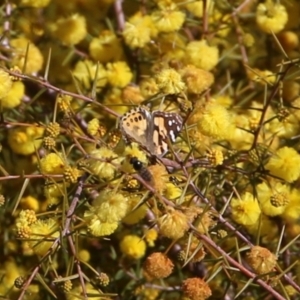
119,106,183,156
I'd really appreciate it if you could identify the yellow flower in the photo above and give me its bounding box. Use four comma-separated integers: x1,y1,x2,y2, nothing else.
180,65,214,94
83,190,127,236
0,69,12,99
195,100,233,140
8,126,44,155
123,13,153,49
103,87,128,116
89,30,123,63
282,188,300,222
155,68,185,94
52,14,87,46
122,85,144,105
90,190,128,223
40,153,65,174
106,61,133,88
135,286,160,299
182,277,212,300
186,40,219,71
230,192,261,226
64,166,81,184
277,31,299,52
85,147,121,180
72,60,107,91
164,182,182,200
20,195,40,212
247,246,277,274
44,182,67,201
122,195,148,225
268,111,299,139
0,260,25,295
15,209,37,238
144,228,158,247
27,218,59,256
11,37,44,74
256,0,288,34
256,180,290,216
266,147,300,182
66,283,104,300
20,0,50,7
185,0,213,18
87,219,119,237
120,235,146,259
151,2,185,33
158,208,189,240
78,249,91,263
143,252,174,279
246,215,278,242
206,148,224,166
247,68,276,85
139,78,159,98
283,81,300,102
148,164,169,194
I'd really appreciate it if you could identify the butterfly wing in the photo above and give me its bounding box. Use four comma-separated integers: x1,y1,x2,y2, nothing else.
152,111,183,156
119,107,152,148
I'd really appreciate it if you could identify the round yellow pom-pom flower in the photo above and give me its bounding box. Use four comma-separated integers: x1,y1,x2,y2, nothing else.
89,30,123,63
89,190,128,223
151,2,185,33
155,68,185,94
8,126,44,155
52,14,87,46
87,219,119,237
122,195,148,225
144,228,158,247
139,78,159,98
180,65,214,94
1,81,24,108
123,13,154,49
246,215,278,242
11,37,44,74
195,100,233,140
120,234,146,259
256,180,289,216
85,147,121,180
20,195,40,212
158,208,189,240
83,190,128,236
248,68,276,85
20,0,50,8
0,69,12,99
40,153,65,174
72,60,107,91
230,192,261,226
266,146,300,182
277,31,299,52
106,61,133,88
186,40,219,71
282,188,300,222
185,0,213,18
27,218,59,256
78,249,91,263
247,246,277,275
256,0,288,34
143,252,174,279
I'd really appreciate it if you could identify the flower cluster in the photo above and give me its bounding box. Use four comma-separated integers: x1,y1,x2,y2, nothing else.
2,0,300,299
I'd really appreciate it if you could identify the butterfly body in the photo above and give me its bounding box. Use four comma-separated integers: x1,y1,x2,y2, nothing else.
120,106,183,156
